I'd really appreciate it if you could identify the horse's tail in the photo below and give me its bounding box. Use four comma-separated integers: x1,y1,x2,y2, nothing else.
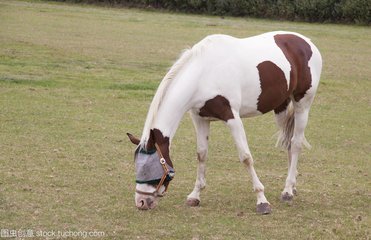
140,49,193,146
275,102,311,150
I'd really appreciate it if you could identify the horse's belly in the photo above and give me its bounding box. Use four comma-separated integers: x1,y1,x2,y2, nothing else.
238,71,291,117
238,81,262,118
239,108,262,118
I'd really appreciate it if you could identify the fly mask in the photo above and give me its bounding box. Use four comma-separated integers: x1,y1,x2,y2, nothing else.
135,143,175,197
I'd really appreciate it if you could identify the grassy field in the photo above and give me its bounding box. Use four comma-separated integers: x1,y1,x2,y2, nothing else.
0,0,370,239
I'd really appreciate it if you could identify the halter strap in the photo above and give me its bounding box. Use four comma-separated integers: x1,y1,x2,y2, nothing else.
135,189,164,198
154,143,170,192
154,142,174,168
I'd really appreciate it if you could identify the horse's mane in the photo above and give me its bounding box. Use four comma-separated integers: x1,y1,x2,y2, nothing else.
139,48,193,147
139,37,214,147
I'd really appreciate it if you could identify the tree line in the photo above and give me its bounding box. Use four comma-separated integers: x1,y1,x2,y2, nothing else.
48,0,370,24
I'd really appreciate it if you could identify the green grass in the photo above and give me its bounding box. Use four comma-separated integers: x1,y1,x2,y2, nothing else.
0,0,370,239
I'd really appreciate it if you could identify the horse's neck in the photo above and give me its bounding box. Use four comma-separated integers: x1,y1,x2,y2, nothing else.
152,83,195,142
146,49,200,143
152,97,189,142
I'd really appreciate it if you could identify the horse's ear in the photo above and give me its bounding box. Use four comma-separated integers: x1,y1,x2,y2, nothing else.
127,133,140,145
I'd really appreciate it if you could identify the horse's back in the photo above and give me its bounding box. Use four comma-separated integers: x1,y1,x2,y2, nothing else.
187,31,321,117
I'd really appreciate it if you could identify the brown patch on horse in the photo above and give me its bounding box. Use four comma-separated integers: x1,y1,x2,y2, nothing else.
274,34,313,102
199,95,234,121
145,130,156,151
257,61,291,114
274,99,291,114
152,128,173,168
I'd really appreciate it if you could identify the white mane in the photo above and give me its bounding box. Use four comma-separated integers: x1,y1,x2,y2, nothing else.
139,48,192,147
139,36,215,147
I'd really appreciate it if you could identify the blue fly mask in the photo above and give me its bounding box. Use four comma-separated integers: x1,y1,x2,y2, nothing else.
135,147,175,185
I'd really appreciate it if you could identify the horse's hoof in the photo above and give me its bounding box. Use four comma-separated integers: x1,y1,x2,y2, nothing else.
293,188,298,196
186,198,200,207
256,202,272,215
281,192,294,202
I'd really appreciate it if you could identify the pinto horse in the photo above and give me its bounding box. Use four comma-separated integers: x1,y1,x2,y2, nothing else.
127,31,322,214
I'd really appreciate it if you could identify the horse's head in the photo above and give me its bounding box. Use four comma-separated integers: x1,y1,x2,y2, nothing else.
127,130,174,210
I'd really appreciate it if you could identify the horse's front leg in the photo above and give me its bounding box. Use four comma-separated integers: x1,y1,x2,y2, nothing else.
186,114,210,207
227,112,271,214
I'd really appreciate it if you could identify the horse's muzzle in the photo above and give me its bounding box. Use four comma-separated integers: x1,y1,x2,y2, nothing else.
136,197,157,210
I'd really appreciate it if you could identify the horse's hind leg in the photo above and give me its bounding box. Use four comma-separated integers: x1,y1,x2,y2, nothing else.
280,99,313,202
186,113,210,207
227,111,271,214
274,104,298,196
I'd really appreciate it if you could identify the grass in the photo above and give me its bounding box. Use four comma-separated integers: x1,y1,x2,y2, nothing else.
0,0,370,239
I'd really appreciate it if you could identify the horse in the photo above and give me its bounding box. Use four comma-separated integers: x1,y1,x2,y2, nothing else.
127,31,322,214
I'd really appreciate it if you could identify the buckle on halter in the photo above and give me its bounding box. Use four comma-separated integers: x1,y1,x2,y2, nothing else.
160,158,166,165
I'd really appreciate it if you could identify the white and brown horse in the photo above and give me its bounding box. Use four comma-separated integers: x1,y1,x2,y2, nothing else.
127,31,322,214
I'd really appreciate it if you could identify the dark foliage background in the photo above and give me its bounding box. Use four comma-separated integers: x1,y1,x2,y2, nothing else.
46,0,370,24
